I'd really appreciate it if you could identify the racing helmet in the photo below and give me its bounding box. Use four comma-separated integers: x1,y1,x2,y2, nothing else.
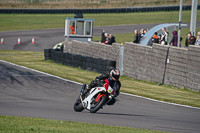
110,68,120,80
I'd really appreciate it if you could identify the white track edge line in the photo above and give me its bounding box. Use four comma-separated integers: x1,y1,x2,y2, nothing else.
120,92,200,110
0,59,82,85
1,59,200,110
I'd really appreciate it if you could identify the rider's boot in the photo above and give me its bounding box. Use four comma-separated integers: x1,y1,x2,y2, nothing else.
86,80,96,92
81,84,87,98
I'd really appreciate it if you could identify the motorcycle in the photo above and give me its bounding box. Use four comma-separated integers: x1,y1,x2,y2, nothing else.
74,79,116,113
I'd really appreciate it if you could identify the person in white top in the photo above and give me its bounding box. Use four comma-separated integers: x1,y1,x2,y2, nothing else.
161,27,168,45
196,31,200,46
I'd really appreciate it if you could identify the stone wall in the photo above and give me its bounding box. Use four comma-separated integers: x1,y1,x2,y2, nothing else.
164,47,188,88
187,46,200,91
123,42,169,84
123,43,152,81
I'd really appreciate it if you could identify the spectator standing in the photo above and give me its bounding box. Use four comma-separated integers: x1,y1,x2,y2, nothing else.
169,30,178,47
158,34,162,44
152,32,159,43
104,33,109,44
133,30,139,43
195,31,200,46
185,32,196,47
69,22,75,34
106,34,116,45
144,29,147,35
185,33,190,47
101,31,106,43
161,27,168,45
139,29,144,41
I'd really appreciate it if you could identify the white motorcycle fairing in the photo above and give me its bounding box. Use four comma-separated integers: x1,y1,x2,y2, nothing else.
74,80,116,113
82,86,107,110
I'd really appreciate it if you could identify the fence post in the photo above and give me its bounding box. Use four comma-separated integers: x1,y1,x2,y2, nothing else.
119,46,124,76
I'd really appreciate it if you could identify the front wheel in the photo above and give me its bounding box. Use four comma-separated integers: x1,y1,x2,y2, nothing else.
90,95,107,113
74,97,84,112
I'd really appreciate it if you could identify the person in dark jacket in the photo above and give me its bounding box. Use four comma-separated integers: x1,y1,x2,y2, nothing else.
133,30,139,43
102,33,109,43
87,68,121,105
106,34,116,45
169,30,178,47
101,31,106,43
185,32,196,47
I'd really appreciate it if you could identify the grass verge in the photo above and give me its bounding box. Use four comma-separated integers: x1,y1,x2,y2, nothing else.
0,10,199,31
0,115,168,133
0,50,199,108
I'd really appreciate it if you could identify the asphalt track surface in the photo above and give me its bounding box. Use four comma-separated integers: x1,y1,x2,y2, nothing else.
0,23,200,133
0,22,199,51
0,60,200,133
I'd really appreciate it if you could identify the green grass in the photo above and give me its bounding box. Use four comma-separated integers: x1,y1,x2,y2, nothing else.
0,115,168,133
0,14,73,31
0,50,200,108
0,10,199,31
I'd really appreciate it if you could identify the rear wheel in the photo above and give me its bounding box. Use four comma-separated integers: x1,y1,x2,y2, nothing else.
90,95,107,113
74,97,84,112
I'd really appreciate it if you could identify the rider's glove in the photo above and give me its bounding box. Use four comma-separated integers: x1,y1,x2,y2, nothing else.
95,77,100,81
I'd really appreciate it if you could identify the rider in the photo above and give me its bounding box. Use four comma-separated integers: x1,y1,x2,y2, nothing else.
87,68,121,105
